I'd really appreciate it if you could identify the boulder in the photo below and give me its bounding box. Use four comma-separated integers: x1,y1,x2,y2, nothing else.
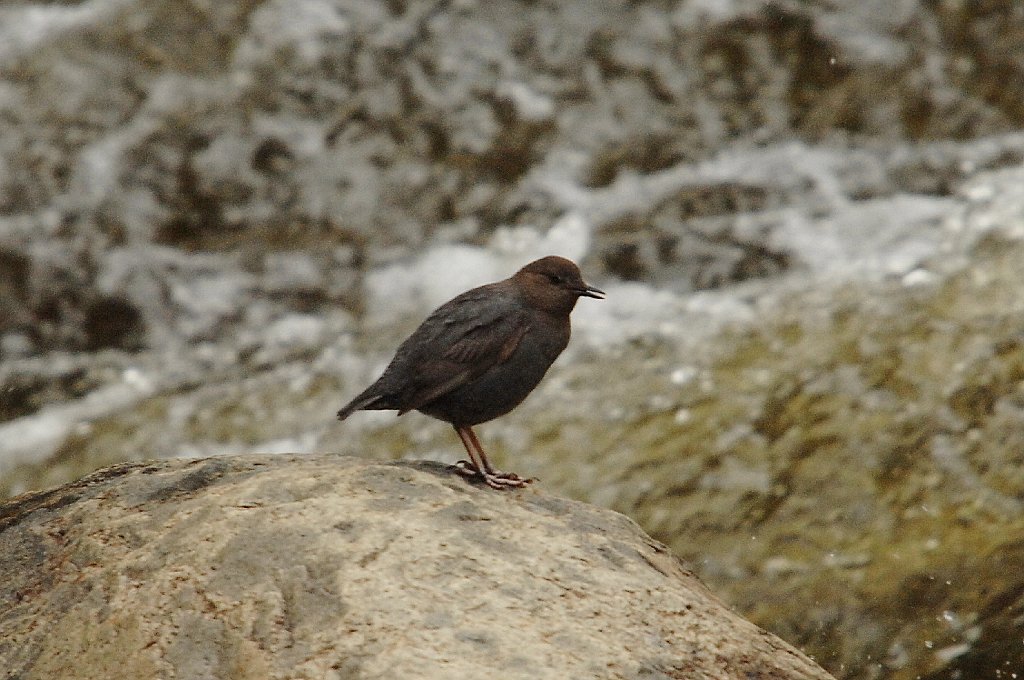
0,454,832,680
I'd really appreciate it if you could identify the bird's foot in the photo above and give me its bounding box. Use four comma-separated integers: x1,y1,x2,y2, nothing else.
454,460,533,489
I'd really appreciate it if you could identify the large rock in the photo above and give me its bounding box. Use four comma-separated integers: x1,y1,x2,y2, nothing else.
0,454,832,680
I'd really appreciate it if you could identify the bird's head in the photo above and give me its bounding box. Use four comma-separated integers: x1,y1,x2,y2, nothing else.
514,256,605,315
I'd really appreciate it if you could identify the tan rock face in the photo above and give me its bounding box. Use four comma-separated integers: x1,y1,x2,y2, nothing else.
0,455,832,680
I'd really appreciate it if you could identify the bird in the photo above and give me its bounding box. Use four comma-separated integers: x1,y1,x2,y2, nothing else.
337,255,604,489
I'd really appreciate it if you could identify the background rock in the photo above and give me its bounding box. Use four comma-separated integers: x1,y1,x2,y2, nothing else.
0,454,833,680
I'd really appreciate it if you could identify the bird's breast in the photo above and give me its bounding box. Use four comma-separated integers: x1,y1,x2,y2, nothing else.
529,312,571,361
417,327,561,426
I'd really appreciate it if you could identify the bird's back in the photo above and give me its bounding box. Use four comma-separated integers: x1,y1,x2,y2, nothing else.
337,281,532,419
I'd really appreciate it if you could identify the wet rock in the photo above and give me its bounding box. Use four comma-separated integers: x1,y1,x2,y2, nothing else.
4,0,1024,363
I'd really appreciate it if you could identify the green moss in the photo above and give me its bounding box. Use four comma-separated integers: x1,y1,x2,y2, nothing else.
468,235,1024,679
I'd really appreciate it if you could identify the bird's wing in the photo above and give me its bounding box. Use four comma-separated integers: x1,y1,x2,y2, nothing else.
386,287,530,413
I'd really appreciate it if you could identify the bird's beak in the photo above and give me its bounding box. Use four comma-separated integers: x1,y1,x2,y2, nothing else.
578,283,605,299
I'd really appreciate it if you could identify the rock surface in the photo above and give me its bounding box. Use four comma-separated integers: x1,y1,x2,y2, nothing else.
0,454,833,680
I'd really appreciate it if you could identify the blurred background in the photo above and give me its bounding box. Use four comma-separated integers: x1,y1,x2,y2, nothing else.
3,1,1024,678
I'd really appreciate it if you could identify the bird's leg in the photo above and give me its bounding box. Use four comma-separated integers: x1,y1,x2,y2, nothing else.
463,427,528,481
453,426,530,489
453,426,491,478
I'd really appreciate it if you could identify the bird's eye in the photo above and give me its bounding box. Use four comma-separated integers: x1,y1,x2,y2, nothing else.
546,273,562,284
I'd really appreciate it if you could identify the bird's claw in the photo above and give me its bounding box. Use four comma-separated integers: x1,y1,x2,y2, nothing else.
453,461,533,490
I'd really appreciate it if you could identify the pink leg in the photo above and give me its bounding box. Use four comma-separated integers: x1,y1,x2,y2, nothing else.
453,426,532,490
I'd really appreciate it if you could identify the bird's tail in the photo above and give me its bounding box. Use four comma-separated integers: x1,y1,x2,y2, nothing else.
336,392,386,420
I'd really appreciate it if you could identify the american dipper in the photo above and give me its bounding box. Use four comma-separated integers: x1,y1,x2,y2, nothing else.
337,256,604,489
